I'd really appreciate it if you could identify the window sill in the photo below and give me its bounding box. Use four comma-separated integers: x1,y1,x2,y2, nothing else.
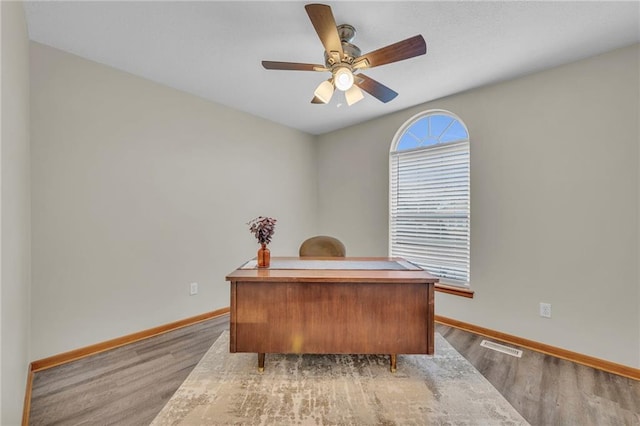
435,283,474,298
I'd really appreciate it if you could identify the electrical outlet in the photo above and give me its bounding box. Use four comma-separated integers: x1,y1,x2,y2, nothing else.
190,282,198,296
539,302,551,318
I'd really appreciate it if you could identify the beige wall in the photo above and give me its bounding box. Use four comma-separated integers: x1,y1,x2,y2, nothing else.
317,44,640,368
1,1,31,423
30,42,318,359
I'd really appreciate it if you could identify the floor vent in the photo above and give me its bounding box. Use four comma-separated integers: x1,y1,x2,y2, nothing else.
480,340,523,358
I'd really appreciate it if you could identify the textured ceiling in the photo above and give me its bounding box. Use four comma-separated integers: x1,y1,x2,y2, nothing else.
23,1,640,135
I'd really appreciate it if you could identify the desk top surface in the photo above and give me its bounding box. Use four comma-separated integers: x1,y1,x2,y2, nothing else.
226,257,439,284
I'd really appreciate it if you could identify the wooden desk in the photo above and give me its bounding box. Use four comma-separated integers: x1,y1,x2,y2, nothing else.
225,257,438,371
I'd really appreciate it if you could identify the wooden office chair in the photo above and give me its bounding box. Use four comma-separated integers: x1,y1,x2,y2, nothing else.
299,235,346,257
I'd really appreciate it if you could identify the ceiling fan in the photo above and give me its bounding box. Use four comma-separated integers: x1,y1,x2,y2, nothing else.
261,3,427,106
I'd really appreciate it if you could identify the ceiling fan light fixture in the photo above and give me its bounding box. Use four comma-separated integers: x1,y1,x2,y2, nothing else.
333,67,354,91
345,85,364,106
313,80,335,104
262,4,427,105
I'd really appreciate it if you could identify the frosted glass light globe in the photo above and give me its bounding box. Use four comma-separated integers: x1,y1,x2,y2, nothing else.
334,67,354,91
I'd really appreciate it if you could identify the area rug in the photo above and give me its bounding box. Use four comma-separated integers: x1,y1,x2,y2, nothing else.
151,332,529,425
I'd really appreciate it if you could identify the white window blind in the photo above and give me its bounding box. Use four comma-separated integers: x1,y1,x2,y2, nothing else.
390,139,470,284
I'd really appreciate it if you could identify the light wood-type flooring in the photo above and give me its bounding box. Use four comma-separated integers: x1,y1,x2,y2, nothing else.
28,315,639,425
437,325,640,426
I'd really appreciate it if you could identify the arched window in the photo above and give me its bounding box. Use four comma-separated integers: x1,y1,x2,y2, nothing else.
389,110,470,285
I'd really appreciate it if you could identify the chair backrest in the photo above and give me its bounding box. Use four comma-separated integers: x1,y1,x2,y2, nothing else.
299,236,346,257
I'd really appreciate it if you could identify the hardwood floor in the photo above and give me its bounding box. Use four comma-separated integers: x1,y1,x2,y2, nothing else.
28,316,639,425
28,316,227,426
436,324,640,426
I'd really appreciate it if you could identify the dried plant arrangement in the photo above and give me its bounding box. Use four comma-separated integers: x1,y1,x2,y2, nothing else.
247,216,277,245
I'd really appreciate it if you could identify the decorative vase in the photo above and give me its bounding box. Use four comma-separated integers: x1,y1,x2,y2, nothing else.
257,243,271,268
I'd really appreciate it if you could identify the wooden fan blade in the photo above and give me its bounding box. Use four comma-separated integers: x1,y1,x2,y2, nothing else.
305,4,344,59
355,73,398,103
355,35,426,68
262,61,324,71
311,96,325,104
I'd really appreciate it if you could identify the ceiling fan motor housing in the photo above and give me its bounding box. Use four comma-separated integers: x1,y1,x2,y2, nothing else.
324,24,361,67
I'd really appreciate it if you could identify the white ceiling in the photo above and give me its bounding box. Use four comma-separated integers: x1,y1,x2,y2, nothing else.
23,1,640,135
